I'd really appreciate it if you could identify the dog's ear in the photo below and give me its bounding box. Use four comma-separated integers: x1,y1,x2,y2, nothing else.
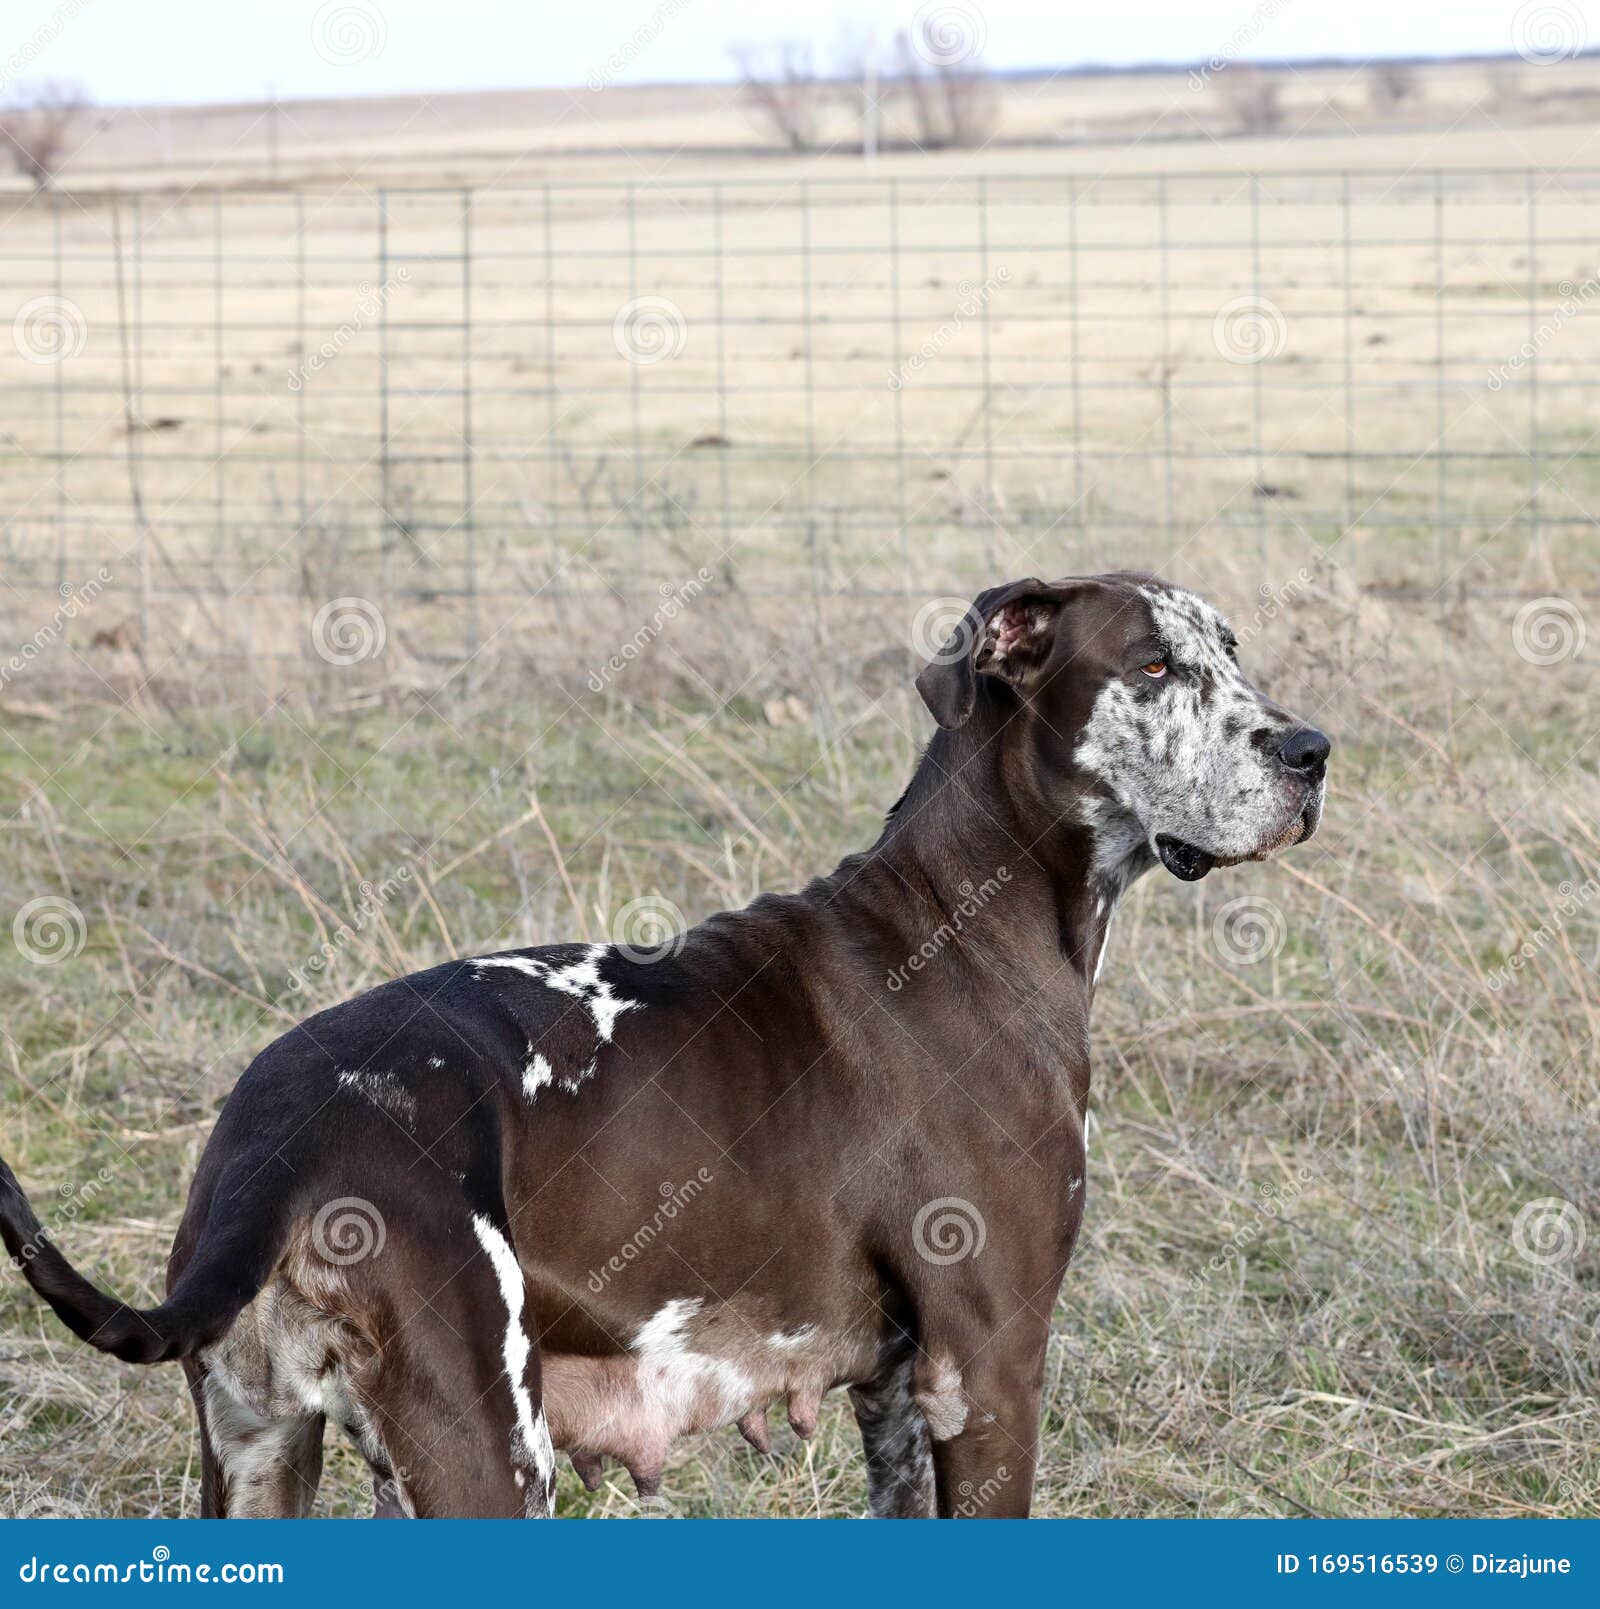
915,578,1068,729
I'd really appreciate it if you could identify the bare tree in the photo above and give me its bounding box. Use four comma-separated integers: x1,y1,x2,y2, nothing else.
0,81,88,190
1219,67,1284,135
1370,62,1419,112
732,42,822,152
891,19,998,150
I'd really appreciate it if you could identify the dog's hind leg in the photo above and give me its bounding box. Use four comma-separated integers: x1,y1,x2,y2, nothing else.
849,1357,935,1518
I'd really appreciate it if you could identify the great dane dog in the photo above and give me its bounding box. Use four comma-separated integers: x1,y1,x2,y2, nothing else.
1,573,1329,1518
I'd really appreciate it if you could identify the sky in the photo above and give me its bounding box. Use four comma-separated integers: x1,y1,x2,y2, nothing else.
2,0,1590,106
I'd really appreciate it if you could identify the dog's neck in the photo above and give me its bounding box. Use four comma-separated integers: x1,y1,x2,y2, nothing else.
869,722,1154,1000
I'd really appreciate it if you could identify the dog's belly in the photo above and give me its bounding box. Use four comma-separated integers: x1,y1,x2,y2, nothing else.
541,1299,879,1479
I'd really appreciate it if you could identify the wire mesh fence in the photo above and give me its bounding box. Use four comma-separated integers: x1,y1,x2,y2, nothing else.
1,167,1596,690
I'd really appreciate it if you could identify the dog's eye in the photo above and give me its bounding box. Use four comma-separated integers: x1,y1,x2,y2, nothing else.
1141,660,1167,679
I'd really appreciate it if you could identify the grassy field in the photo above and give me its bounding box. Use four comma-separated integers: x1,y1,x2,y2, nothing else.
1,58,1599,1518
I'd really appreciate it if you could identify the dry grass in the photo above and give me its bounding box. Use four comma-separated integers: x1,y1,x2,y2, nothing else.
1,568,1597,1517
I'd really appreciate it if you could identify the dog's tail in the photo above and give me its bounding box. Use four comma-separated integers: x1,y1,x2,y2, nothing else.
0,1152,289,1365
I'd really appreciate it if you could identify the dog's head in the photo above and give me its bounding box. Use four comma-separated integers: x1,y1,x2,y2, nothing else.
915,573,1328,882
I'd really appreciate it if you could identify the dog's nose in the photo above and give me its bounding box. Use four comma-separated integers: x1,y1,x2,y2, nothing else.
1278,726,1331,777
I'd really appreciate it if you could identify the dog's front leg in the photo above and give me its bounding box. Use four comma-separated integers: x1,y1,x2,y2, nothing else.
915,1326,1047,1518
849,1356,935,1517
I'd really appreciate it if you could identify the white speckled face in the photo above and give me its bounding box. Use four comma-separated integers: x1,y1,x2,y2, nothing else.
1073,583,1326,881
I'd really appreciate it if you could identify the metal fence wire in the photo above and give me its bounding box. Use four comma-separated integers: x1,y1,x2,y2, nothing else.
1,168,1596,683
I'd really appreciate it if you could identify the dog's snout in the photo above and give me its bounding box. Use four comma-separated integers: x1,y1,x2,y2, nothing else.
1277,726,1331,777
